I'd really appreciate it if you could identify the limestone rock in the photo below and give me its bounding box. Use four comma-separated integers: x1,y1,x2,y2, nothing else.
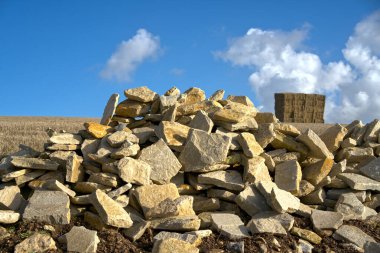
183,87,206,104
134,183,180,219
296,129,333,159
123,219,150,242
359,157,380,181
0,185,26,211
118,157,151,185
271,186,300,213
14,233,57,253
248,217,287,235
227,95,254,107
0,210,20,224
215,117,258,132
363,119,380,143
66,153,84,183
291,227,322,244
335,192,376,220
115,99,151,118
303,158,334,185
241,155,271,184
138,139,182,183
156,121,191,147
49,133,83,145
74,182,111,194
333,225,376,248
100,93,119,125
319,124,347,153
337,173,380,191
64,226,100,253
84,122,112,138
252,211,294,231
152,238,199,253
111,142,140,159
198,170,244,191
153,231,200,245
23,190,70,224
11,157,59,170
106,130,133,147
235,184,271,216
179,129,231,172
81,139,101,162
271,131,309,155
189,110,214,133
252,123,275,148
209,89,225,101
211,213,250,239
90,189,133,228
150,215,201,232
238,132,264,157
88,172,118,188
124,86,157,103
274,123,301,137
311,209,343,231
275,160,302,194
212,101,257,123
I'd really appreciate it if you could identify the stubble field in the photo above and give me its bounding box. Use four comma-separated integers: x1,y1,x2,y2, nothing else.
0,116,98,157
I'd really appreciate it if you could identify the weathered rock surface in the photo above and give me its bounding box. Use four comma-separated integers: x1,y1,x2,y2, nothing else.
333,225,376,248
100,93,119,125
152,238,199,253
198,170,244,191
275,160,302,194
179,129,231,172
11,157,59,170
210,213,250,239
0,210,20,224
64,226,100,253
90,189,133,228
118,157,151,185
138,139,182,183
23,190,70,224
0,185,26,211
14,233,57,253
296,129,334,159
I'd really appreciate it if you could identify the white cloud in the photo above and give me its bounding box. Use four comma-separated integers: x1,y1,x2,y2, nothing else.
101,29,160,82
170,68,185,76
217,10,380,123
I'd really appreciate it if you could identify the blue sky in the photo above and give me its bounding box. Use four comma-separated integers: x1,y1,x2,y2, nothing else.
0,0,379,122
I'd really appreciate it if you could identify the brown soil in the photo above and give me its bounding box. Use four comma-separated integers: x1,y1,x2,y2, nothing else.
0,216,378,253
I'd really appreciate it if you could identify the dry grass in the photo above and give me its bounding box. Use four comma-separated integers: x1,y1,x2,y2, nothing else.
0,116,98,156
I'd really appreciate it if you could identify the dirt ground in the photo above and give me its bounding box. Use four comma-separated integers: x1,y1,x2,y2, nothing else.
1,214,378,253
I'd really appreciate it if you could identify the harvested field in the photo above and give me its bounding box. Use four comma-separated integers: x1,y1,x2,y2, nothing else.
0,116,98,157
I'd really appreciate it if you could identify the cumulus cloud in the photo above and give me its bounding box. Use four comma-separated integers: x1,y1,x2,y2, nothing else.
216,10,380,123
101,29,160,82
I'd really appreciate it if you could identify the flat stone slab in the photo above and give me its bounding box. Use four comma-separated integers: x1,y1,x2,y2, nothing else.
335,192,376,220
311,209,344,231
198,170,244,191
118,157,151,185
134,183,180,219
252,211,294,231
124,86,157,102
359,157,380,181
337,173,380,191
248,217,287,235
11,157,59,170
49,133,83,145
138,139,182,184
64,226,100,253
210,213,250,239
238,132,264,157
235,184,271,216
23,190,70,224
100,93,119,125
90,190,133,228
179,129,231,172
153,231,199,245
150,215,201,232
270,186,300,213
296,129,333,159
275,160,302,194
333,225,376,248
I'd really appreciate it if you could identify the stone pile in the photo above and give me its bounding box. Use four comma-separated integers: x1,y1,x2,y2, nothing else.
0,86,379,253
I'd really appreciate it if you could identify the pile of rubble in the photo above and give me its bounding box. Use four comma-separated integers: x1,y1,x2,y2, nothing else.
0,86,379,253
